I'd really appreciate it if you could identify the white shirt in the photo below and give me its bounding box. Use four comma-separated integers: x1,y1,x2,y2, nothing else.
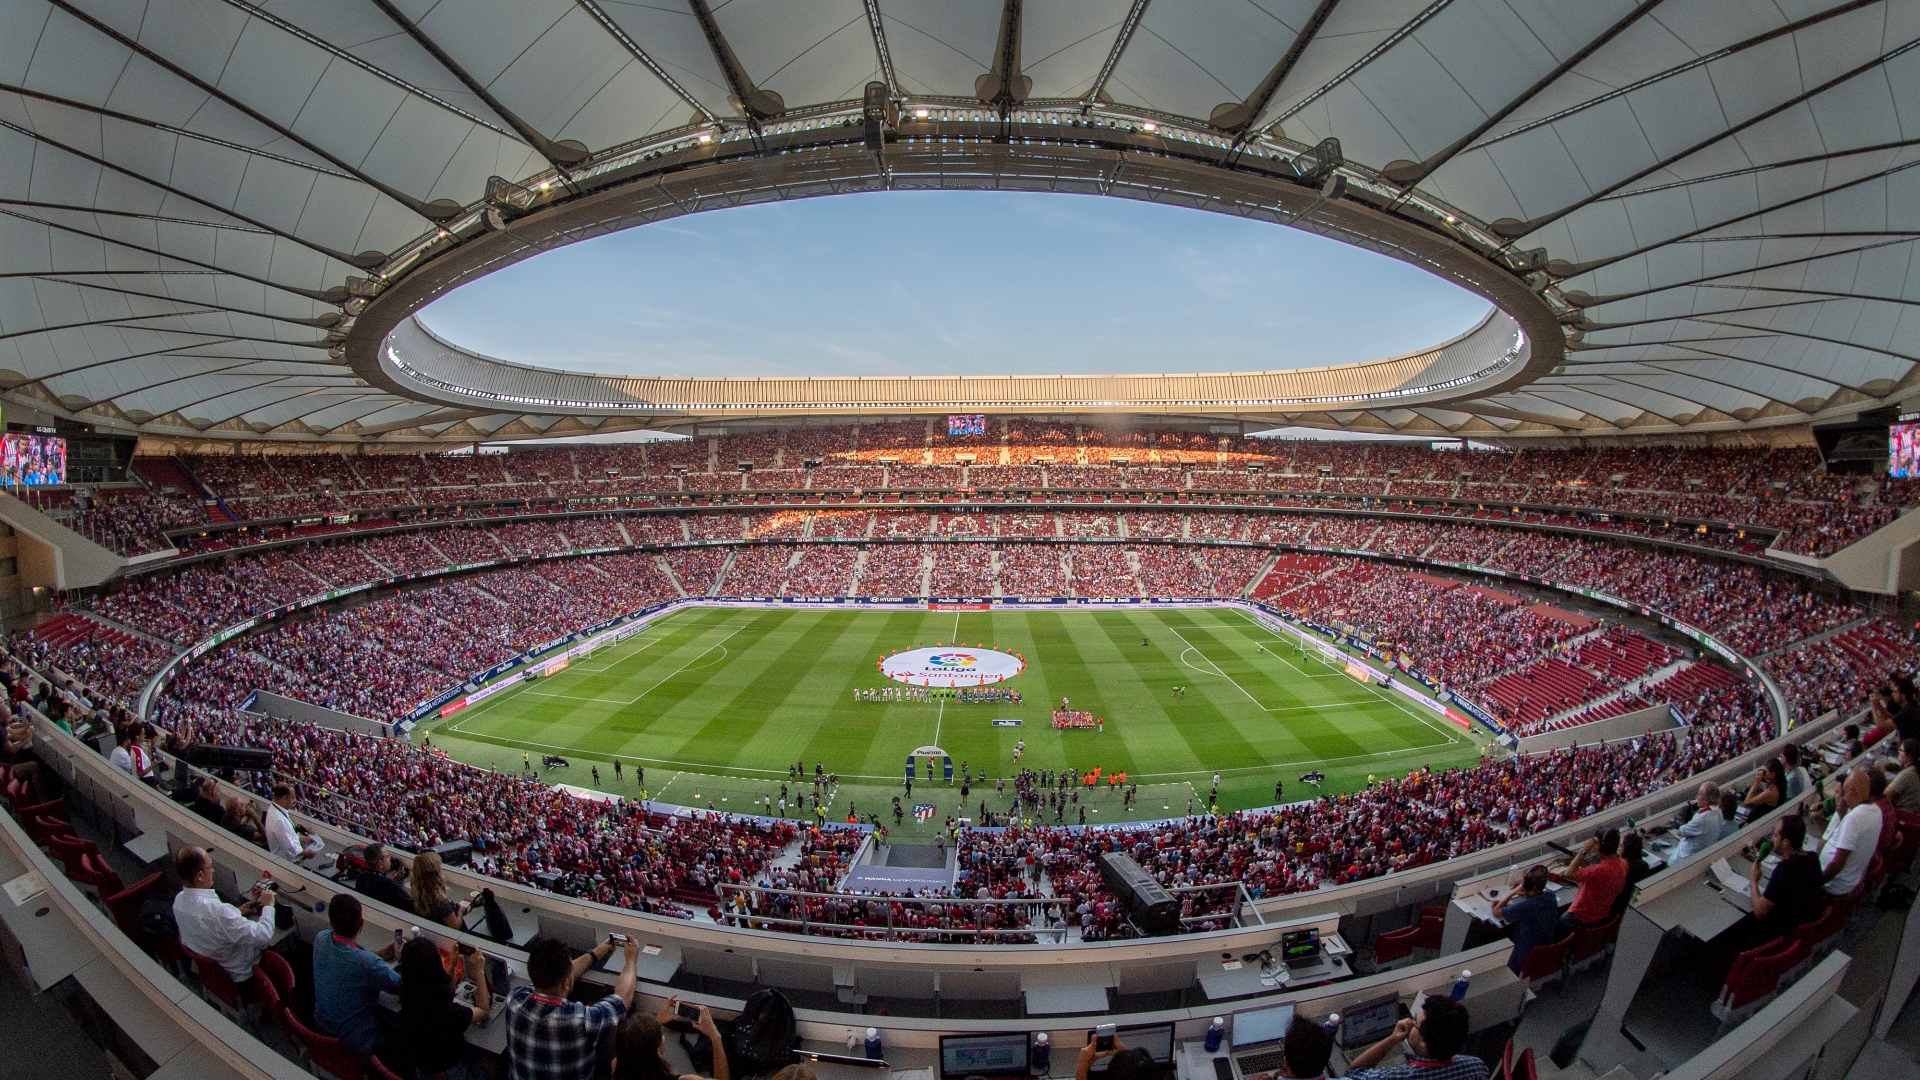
108,745,139,780
1669,807,1719,864
264,804,302,862
173,887,275,981
1818,802,1883,896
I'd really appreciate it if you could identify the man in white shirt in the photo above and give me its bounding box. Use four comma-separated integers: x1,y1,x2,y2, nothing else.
107,728,140,781
172,845,277,986
1813,769,1883,897
1668,782,1722,864
262,782,322,863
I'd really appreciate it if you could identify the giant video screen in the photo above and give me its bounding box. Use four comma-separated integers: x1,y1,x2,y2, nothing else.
1892,422,1920,478
2,433,66,486
947,414,985,436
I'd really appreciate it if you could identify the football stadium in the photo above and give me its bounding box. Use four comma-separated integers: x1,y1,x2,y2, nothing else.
0,3,1917,1080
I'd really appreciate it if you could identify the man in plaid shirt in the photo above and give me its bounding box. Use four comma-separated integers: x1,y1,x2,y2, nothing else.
505,935,641,1080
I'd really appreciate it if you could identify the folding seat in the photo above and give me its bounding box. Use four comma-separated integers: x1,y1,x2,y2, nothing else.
284,1010,366,1080
1373,923,1418,970
1519,934,1573,989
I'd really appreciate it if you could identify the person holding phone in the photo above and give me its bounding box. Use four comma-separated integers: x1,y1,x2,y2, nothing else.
379,936,493,1080
610,996,729,1080
505,935,641,1080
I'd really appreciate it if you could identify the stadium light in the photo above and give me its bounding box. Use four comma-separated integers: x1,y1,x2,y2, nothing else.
1142,122,1157,132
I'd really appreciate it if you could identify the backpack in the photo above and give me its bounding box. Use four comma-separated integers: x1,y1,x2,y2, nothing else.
726,988,798,1076
477,888,514,943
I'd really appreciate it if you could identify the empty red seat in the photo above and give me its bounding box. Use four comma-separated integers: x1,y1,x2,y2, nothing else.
1518,933,1573,984
1374,924,1419,967
1721,937,1808,1012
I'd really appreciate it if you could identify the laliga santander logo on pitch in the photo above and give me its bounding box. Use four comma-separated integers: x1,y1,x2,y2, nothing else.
880,646,1023,686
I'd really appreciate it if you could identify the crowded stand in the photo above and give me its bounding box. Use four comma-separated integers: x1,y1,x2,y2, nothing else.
718,545,794,596
1066,545,1136,597
929,545,994,596
14,492,1920,944
111,431,1909,565
859,544,928,597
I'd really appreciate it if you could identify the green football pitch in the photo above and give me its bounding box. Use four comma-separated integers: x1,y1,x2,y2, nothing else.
421,605,1489,839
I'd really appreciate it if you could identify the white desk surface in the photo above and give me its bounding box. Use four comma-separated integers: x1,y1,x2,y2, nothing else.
124,831,170,865
1025,984,1111,1015
0,876,95,990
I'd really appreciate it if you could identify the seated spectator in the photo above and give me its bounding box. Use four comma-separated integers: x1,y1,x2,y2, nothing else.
1741,761,1785,819
191,776,226,824
410,850,462,929
1345,997,1487,1080
221,796,265,848
1248,1015,1334,1080
612,999,729,1080
108,727,142,781
1782,743,1811,802
1557,829,1626,936
1670,783,1723,864
1717,788,1743,839
1811,769,1883,897
171,845,275,989
355,842,415,913
1886,738,1920,816
384,935,492,1080
505,935,641,1080
1612,832,1653,918
312,893,402,1060
1746,815,1825,945
1490,865,1558,975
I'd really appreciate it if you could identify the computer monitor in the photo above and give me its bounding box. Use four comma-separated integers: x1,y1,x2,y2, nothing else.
1087,1023,1175,1069
1231,1003,1296,1049
939,1033,1030,1080
1281,928,1322,961
1339,994,1404,1049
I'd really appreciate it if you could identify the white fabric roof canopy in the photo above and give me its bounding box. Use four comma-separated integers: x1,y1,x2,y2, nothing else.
0,0,1913,441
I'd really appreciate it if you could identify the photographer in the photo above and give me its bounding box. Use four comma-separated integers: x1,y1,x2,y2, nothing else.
610,996,728,1080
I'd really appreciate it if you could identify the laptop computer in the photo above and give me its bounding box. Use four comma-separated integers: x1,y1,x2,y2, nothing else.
1088,1023,1174,1070
939,1032,1031,1080
1338,994,1406,1049
1228,1003,1295,1079
1281,928,1324,970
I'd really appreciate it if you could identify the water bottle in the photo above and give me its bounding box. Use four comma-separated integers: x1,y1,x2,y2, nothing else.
1204,1017,1225,1053
1032,1032,1050,1075
864,1027,882,1060
1451,970,1472,1002
1323,1014,1340,1039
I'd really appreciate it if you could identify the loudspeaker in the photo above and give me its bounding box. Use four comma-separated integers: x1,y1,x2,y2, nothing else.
1098,852,1180,935
432,839,473,867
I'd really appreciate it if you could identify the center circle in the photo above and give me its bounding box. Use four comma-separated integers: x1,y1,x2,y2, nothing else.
880,647,1025,687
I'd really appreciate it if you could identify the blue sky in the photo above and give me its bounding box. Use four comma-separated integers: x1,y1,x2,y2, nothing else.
419,190,1491,379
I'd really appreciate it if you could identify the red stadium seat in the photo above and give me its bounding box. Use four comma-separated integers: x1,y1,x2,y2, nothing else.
368,1056,407,1080
1374,924,1419,969
1411,913,1445,951
1518,934,1573,987
1568,915,1619,970
1718,938,1807,1015
285,1009,366,1080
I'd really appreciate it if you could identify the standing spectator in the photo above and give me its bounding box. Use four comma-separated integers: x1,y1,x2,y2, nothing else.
1811,769,1883,897
1491,866,1560,975
1557,829,1626,937
504,935,640,1080
383,936,493,1080
611,999,728,1080
171,845,275,989
1344,998,1488,1080
263,782,319,863
312,893,401,1060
